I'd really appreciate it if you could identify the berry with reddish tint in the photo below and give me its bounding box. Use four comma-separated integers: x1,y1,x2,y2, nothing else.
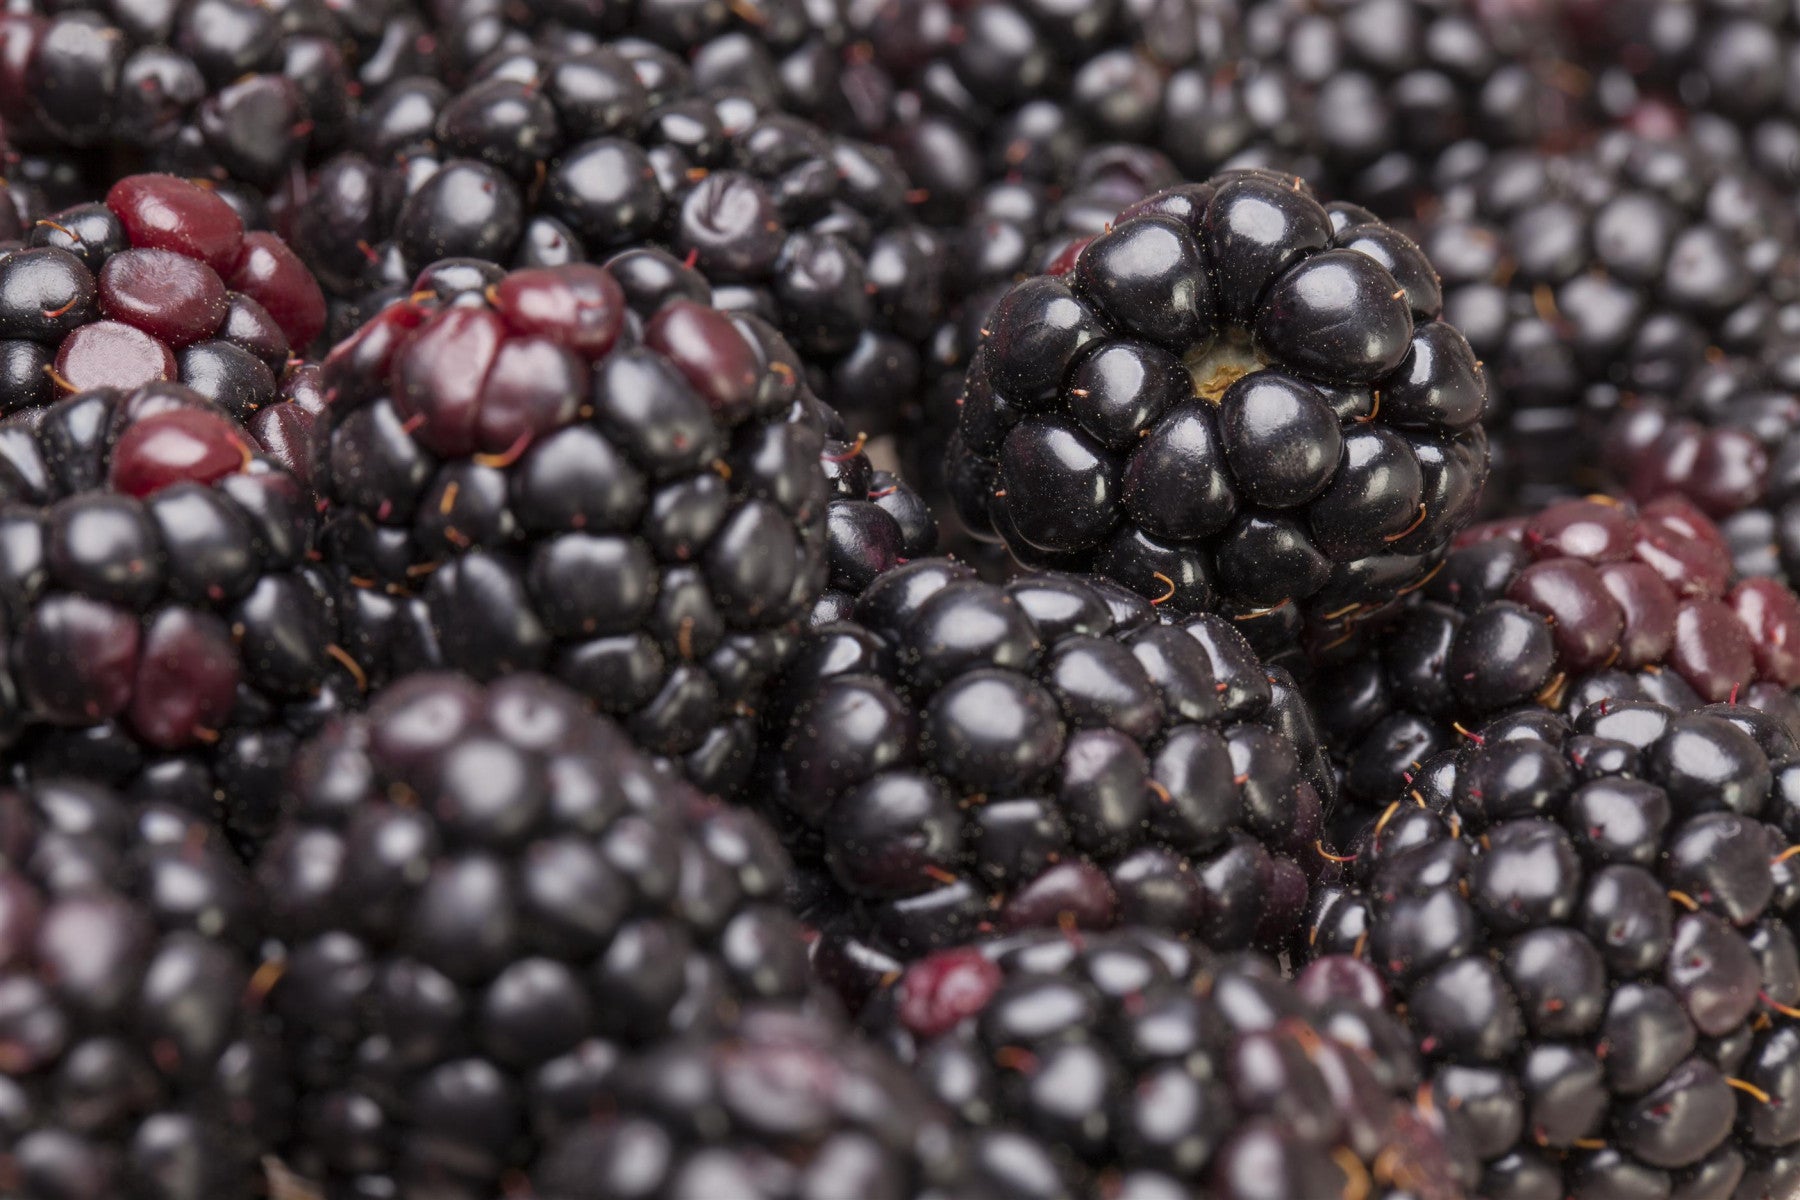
1316,495,1800,809
0,383,348,856
320,260,830,795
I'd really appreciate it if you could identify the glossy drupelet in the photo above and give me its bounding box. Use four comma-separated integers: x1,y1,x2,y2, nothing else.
764,556,1337,1006
255,671,815,1199
0,777,287,1200
1315,495,1800,808
1311,701,1800,1198
1,0,435,192
950,172,1490,626
0,383,348,856
319,258,832,795
862,928,1475,1199
524,1002,972,1200
0,172,327,410
1417,128,1799,514
291,28,944,429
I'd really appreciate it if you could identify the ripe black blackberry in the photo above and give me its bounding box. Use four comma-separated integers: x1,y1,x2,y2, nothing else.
1417,128,1799,515
1311,700,1800,1198
0,382,350,857
292,33,944,429
1315,495,1800,809
862,927,1476,1198
4,0,435,193
320,259,830,796
0,776,287,1200
764,556,1337,1007
950,172,1490,626
255,671,814,1199
0,172,327,408
813,419,939,623
526,1002,973,1200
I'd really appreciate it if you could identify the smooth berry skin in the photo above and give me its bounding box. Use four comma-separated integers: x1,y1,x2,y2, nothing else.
643,300,761,423
104,174,244,274
1254,249,1414,385
1307,427,1424,561
127,607,240,748
1120,404,1237,541
54,321,177,393
227,232,327,351
107,407,250,497
1217,372,1343,507
998,419,1119,554
98,248,228,348
1073,216,1215,351
1201,175,1334,326
492,263,625,358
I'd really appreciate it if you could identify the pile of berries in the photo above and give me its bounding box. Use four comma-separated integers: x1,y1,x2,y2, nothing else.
10,4,1800,1198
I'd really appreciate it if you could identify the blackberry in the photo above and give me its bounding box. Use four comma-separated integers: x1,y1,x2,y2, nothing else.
255,671,814,1198
1600,310,1800,587
0,173,327,408
1311,700,1800,1198
3,0,435,192
1416,129,1799,515
0,776,287,1199
0,382,348,857
814,420,940,621
950,172,1489,626
1315,495,1800,809
862,927,1476,1198
292,32,944,430
525,1001,974,1200
320,259,829,795
764,556,1336,1007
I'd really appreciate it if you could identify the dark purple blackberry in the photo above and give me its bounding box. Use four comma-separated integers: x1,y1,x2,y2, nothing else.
0,173,328,408
1311,698,1800,1198
0,776,288,1199
0,382,350,857
524,1001,975,1200
3,0,435,192
764,556,1337,1007
1315,495,1800,809
1416,128,1799,515
291,33,944,431
319,260,830,795
950,172,1489,628
255,671,814,1199
863,927,1475,1198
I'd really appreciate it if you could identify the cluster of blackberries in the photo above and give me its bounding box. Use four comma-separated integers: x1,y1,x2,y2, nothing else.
12,6,1800,1200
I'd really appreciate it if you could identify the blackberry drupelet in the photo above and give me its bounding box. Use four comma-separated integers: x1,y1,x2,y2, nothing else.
525,1002,972,1200
255,671,814,1199
765,556,1337,1007
292,32,944,429
862,927,1475,1199
0,777,287,1200
0,382,348,857
1316,495,1800,809
1311,700,1800,1198
813,417,939,621
2,0,435,192
320,259,829,795
0,172,327,408
950,172,1490,626
1417,129,1799,514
